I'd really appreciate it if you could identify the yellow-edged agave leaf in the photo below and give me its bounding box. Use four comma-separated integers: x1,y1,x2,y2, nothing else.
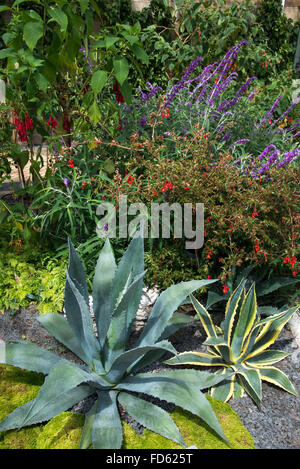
222,280,246,344
245,350,290,367
231,284,257,359
203,337,235,364
210,370,235,402
189,294,218,340
259,367,298,396
244,306,299,361
233,376,245,399
236,366,262,408
165,351,226,367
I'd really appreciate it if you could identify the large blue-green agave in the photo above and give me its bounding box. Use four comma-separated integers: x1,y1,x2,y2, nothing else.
0,230,231,449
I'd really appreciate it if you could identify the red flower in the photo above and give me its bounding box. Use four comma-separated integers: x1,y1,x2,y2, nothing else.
48,115,58,129
162,182,173,192
222,284,229,294
113,82,125,103
252,211,258,218
68,159,74,169
127,175,134,185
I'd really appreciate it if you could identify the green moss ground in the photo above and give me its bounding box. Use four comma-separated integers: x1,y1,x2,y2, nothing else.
0,364,255,449
0,364,45,449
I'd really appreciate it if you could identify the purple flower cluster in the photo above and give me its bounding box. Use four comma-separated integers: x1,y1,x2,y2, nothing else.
138,82,162,105
214,76,257,118
165,56,203,107
276,148,300,168
249,143,299,176
79,46,94,71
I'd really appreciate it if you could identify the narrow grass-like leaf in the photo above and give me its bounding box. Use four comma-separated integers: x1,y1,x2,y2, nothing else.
118,392,186,447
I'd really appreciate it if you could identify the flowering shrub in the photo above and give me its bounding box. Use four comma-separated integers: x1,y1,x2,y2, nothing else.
119,43,299,174
86,133,299,289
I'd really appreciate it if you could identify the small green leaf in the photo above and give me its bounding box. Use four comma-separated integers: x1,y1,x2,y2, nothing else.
105,36,120,49
113,57,129,86
48,6,68,34
23,21,43,50
89,101,101,125
91,70,108,96
130,44,149,65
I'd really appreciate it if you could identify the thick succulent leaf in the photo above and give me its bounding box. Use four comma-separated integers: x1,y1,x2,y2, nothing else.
210,369,235,402
105,340,177,384
236,366,262,408
129,349,168,375
233,377,244,398
93,238,117,347
115,370,229,443
19,361,93,427
222,280,246,344
231,283,257,359
159,312,195,341
133,369,234,391
256,277,300,297
165,351,225,367
245,350,290,367
80,402,97,450
190,294,218,340
136,279,218,348
0,384,93,432
38,313,89,363
65,271,101,363
103,270,146,367
244,306,299,360
203,337,228,347
238,318,261,362
1,342,65,374
110,229,144,313
259,366,297,396
201,338,234,365
206,290,227,309
92,390,123,449
118,392,186,447
67,238,90,303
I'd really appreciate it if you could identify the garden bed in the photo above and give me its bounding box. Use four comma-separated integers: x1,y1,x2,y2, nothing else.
0,303,299,449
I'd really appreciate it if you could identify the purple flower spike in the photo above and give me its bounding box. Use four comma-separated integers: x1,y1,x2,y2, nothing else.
64,177,70,188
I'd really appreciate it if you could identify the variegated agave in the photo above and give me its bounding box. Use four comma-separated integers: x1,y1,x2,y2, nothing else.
166,281,298,408
0,231,230,449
